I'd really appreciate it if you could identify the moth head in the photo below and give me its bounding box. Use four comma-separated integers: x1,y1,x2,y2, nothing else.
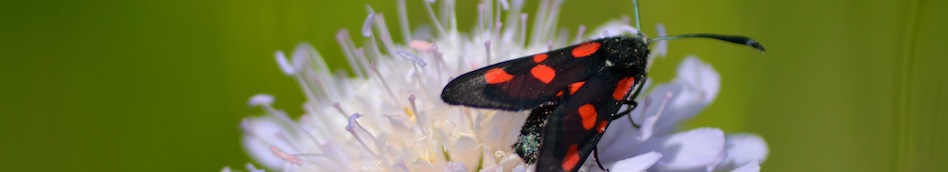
602,36,650,74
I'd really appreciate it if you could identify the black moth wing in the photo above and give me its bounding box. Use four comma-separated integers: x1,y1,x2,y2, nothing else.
441,40,609,111
536,71,635,172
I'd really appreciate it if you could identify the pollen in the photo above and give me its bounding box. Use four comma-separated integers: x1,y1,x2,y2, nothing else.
404,107,415,119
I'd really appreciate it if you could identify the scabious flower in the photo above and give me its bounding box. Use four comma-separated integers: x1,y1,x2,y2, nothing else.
229,0,768,171
590,56,768,172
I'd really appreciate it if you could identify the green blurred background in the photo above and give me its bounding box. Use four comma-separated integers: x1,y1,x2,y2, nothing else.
1,0,945,171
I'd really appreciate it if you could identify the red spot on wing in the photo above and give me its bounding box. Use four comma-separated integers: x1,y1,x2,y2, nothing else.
572,42,601,58
562,144,580,171
484,68,514,84
613,77,636,100
569,81,585,95
597,121,608,133
578,104,597,130
556,91,564,97
530,64,556,84
533,54,548,63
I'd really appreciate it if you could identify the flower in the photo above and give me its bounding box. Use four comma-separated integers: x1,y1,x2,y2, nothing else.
230,0,768,171
591,57,769,172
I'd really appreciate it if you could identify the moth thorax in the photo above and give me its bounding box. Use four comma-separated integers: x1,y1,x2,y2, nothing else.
603,36,650,72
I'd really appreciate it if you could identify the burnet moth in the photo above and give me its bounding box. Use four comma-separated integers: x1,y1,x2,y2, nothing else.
440,0,766,171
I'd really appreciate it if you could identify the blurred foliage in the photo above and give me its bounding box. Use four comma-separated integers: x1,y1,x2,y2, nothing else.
0,0,945,171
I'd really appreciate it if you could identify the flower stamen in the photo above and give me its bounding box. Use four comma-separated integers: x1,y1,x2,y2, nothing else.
638,92,673,141
369,62,399,104
373,13,398,55
396,50,428,67
423,0,446,36
346,113,380,158
272,111,324,146
362,12,376,37
574,25,586,44
484,40,492,64
336,30,366,78
275,51,295,75
409,95,427,129
514,13,526,47
332,103,348,118
270,145,303,166
396,0,411,43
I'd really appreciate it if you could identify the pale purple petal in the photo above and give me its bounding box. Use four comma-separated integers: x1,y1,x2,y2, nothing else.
596,114,642,162
362,12,376,37
245,163,265,172
652,57,720,135
275,51,295,75
715,134,769,171
290,43,314,71
638,128,726,171
606,152,663,172
675,56,720,104
653,23,668,57
443,161,468,172
639,82,685,136
597,85,680,163
248,94,274,107
730,161,761,172
512,164,527,172
638,92,673,141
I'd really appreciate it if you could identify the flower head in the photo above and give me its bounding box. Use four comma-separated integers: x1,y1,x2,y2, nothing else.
232,0,768,171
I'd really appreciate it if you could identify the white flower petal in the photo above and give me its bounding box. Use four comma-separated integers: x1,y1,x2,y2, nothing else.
448,135,480,170
607,152,663,172
589,20,638,39
478,111,527,154
638,128,726,171
241,117,298,169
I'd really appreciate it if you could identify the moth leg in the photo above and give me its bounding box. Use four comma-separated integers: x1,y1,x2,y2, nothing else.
616,103,641,128
593,147,609,171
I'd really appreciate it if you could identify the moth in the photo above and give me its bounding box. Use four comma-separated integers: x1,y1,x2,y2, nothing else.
440,1,765,171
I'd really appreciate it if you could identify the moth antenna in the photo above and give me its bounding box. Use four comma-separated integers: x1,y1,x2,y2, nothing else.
651,34,766,52
632,0,642,36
